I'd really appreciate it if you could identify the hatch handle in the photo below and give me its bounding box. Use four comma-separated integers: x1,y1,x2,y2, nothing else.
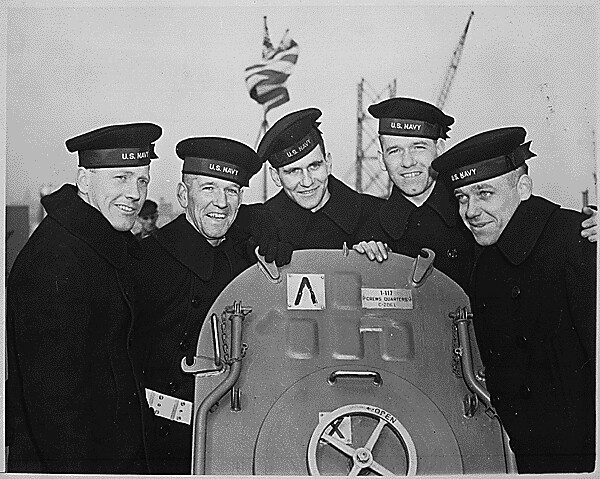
411,248,436,287
254,246,281,283
328,370,383,387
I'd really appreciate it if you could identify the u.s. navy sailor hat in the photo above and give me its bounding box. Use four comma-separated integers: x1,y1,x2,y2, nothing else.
66,122,162,168
176,137,262,187
257,108,323,168
368,97,454,140
431,126,536,189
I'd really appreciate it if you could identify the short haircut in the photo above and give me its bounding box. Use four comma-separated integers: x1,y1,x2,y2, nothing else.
509,164,529,186
316,130,326,158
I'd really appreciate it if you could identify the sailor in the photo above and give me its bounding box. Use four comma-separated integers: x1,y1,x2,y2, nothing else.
355,97,597,289
255,107,385,249
6,122,162,473
355,97,475,287
133,137,266,474
432,126,596,473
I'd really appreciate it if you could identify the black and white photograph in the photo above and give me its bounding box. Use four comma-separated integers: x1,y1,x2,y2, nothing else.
2,0,598,476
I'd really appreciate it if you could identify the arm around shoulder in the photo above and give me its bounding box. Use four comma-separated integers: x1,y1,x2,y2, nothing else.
563,213,597,361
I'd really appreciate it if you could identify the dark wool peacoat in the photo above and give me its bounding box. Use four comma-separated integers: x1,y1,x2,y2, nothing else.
358,181,477,290
262,175,385,249
133,214,253,474
469,195,596,474
6,184,151,474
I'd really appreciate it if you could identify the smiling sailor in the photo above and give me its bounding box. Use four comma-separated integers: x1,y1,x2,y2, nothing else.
6,122,162,474
354,97,598,289
353,97,478,288
133,137,265,474
432,126,596,474
255,107,385,249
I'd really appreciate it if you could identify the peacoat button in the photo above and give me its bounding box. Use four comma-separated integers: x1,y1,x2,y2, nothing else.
511,285,521,298
191,297,202,308
446,248,458,259
158,424,170,437
179,339,189,351
520,385,531,399
168,381,179,394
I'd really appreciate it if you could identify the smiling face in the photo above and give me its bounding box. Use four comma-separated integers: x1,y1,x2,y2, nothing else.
77,166,150,231
379,135,444,204
177,174,243,246
453,170,532,246
270,146,332,211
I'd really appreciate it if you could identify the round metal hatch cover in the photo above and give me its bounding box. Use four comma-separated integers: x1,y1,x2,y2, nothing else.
252,367,462,475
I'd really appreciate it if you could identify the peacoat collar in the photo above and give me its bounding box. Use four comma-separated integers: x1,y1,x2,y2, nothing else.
494,195,560,266
41,184,141,269
152,214,241,281
266,175,363,236
378,181,457,240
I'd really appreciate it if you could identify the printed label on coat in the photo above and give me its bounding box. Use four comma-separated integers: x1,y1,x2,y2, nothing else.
361,288,413,309
287,273,326,310
145,388,192,425
318,412,352,444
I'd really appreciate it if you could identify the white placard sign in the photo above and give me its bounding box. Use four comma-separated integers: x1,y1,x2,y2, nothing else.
361,288,413,309
287,273,326,310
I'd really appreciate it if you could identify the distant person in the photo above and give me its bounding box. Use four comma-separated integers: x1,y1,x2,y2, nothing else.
432,126,596,473
135,199,159,239
6,123,162,473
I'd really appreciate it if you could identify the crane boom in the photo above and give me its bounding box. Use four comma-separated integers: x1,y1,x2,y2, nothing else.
436,11,474,109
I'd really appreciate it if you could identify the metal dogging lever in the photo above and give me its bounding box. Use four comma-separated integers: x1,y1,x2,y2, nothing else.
450,307,517,474
191,301,251,474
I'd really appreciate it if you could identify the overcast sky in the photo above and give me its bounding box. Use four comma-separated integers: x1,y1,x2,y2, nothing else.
4,0,599,215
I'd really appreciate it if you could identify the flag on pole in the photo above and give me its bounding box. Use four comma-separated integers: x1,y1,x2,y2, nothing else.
245,17,299,114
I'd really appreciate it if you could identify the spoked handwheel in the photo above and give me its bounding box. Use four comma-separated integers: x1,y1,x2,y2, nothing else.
306,404,418,476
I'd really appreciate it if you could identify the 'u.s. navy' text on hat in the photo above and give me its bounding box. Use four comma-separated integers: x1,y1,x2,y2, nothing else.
209,162,239,176
378,118,441,139
122,150,150,160
451,167,477,182
446,142,536,188
183,157,247,185
286,135,313,158
269,128,320,166
79,147,152,167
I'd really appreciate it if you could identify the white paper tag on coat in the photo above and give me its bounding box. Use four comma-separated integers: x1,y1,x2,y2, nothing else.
319,412,352,444
287,273,326,310
145,388,192,425
361,288,413,309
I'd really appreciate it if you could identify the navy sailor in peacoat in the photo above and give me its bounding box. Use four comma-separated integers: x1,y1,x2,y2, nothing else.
433,126,596,473
6,122,161,474
6,185,153,473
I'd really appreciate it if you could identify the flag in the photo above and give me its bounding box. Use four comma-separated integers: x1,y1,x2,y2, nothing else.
245,18,299,114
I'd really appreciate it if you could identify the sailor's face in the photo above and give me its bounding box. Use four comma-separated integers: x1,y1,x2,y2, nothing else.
271,146,331,211
454,173,522,246
84,166,150,231
179,175,242,245
379,135,442,200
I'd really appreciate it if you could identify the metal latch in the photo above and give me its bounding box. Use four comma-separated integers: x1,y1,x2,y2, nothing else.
410,248,435,287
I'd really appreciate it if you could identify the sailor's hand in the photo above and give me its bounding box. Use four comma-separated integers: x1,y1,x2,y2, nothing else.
261,239,294,267
352,241,389,263
581,206,597,243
